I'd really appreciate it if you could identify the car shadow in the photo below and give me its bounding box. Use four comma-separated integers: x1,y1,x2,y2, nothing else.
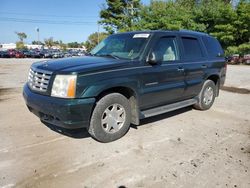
42,121,90,139
131,106,193,129
42,106,192,138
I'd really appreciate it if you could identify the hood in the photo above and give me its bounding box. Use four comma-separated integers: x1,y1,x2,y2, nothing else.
32,56,130,73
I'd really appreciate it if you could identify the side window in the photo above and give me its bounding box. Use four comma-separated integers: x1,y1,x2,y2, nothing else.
152,37,179,63
181,37,203,60
202,36,224,58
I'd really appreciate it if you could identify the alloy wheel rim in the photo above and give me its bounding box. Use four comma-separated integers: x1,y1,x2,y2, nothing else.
101,103,126,133
203,86,214,105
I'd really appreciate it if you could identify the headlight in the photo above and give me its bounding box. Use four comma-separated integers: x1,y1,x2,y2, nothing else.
51,75,77,98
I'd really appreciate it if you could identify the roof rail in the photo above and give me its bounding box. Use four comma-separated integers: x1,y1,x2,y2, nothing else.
179,29,208,35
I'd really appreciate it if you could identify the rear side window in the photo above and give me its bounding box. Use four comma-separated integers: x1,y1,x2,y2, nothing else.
181,37,203,60
202,36,224,58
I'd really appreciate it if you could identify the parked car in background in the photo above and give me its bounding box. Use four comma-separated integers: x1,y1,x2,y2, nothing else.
63,52,72,58
0,48,87,59
15,51,25,58
21,49,32,58
243,54,250,65
52,51,64,58
227,54,240,64
77,51,86,57
44,51,53,58
0,50,11,58
29,50,42,58
7,49,17,58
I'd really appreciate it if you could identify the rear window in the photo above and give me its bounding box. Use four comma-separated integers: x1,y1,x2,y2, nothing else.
181,37,203,60
202,36,224,58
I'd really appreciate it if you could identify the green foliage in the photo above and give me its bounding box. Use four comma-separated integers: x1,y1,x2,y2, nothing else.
16,41,27,50
84,32,109,51
234,0,250,46
99,0,141,33
99,0,250,55
15,32,27,42
238,42,250,54
194,0,237,49
32,41,44,45
44,37,54,48
15,31,27,49
67,42,82,48
136,0,206,31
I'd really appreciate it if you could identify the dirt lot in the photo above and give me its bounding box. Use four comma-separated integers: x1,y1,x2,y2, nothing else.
0,59,250,188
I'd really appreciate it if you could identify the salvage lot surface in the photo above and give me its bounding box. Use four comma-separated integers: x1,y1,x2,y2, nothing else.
0,59,250,188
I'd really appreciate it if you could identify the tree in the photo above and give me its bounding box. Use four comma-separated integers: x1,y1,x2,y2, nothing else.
84,32,109,51
194,0,238,50
232,0,250,54
68,42,82,48
135,0,205,31
98,0,249,55
58,40,67,51
32,41,44,45
193,0,250,54
16,41,27,49
15,32,27,49
44,37,54,48
15,32,27,42
99,0,141,33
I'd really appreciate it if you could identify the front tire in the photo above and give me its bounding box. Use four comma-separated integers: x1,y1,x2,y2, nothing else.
88,93,131,143
194,80,216,110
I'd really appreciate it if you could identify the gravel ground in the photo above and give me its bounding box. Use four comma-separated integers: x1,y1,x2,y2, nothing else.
0,59,249,188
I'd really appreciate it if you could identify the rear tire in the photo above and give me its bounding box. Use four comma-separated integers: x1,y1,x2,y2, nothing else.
88,93,131,143
194,80,216,110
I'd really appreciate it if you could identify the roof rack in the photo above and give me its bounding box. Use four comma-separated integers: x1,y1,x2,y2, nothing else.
179,29,208,35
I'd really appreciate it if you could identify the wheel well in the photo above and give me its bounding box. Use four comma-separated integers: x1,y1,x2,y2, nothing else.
96,87,134,101
96,87,140,125
207,75,219,85
207,75,220,96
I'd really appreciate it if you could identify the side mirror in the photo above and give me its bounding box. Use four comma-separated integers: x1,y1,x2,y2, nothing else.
147,52,159,65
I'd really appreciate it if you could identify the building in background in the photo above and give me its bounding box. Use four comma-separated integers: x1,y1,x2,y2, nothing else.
0,43,86,51
0,43,16,50
0,43,43,50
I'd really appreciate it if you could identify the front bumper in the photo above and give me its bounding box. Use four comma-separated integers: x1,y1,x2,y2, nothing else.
23,84,95,129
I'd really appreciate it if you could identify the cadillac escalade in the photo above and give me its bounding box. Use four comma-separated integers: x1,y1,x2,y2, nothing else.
23,30,227,142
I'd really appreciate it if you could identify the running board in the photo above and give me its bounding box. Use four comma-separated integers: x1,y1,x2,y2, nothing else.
141,98,197,118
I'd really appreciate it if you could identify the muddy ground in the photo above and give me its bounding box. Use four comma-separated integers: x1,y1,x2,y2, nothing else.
0,59,249,188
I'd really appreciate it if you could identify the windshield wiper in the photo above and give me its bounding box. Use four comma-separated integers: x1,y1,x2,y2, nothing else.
96,54,120,60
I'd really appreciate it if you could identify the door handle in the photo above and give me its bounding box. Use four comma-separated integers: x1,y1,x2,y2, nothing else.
201,64,207,68
177,67,185,72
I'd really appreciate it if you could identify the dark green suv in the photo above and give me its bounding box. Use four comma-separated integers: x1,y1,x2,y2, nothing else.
23,30,227,142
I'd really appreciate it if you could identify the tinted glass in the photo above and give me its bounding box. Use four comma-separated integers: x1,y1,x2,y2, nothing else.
91,33,150,60
151,37,179,63
181,37,203,60
202,36,224,58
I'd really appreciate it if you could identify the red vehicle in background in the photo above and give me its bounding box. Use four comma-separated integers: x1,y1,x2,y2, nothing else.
243,54,250,65
7,49,17,58
15,51,25,58
228,54,240,64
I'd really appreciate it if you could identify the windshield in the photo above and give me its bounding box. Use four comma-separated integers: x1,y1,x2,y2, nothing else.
90,33,150,60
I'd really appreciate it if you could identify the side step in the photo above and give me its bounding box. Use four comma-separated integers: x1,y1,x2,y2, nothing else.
141,98,197,118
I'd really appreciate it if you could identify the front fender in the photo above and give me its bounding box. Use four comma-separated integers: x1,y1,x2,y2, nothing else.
79,77,140,98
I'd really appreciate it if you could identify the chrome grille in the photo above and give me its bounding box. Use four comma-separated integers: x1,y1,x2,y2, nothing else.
28,68,52,92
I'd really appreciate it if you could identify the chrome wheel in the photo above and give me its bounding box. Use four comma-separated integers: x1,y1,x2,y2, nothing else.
101,103,126,133
203,86,214,105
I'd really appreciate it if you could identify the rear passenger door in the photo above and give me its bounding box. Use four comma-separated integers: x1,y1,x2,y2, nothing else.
140,35,186,109
179,36,207,99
